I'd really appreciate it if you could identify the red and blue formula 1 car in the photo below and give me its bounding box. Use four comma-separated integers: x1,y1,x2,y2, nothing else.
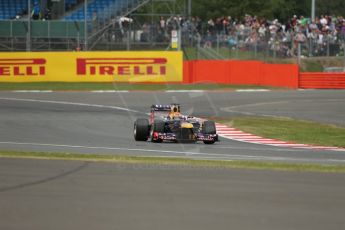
134,104,218,144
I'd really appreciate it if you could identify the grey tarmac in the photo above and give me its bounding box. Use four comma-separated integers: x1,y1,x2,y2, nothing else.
1,90,345,230
0,157,345,230
0,90,345,163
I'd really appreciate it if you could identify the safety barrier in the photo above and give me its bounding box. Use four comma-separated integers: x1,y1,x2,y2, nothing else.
183,60,299,88
0,51,183,83
0,50,344,89
0,20,85,38
300,72,345,89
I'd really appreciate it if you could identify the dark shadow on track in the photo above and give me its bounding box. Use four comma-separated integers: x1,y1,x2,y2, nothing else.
0,161,89,193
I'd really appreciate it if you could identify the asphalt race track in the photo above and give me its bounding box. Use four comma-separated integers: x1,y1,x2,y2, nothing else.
0,90,345,163
1,157,345,230
1,90,345,230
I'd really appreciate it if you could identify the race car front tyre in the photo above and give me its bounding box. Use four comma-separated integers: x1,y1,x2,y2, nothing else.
134,118,149,141
203,140,215,145
202,121,216,144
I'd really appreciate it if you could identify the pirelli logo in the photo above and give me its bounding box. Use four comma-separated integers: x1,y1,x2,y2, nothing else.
0,59,46,76
0,52,182,82
76,58,167,76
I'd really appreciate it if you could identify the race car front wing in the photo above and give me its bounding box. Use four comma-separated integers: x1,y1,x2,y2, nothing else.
153,132,218,142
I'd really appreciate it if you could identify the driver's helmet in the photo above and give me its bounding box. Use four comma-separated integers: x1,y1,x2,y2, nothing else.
168,105,181,119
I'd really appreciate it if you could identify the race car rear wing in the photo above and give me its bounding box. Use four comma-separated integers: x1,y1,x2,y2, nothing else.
151,104,180,112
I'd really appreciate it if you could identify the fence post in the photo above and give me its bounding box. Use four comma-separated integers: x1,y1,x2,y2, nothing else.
84,0,88,51
327,36,330,57
10,21,14,51
235,34,239,59
190,31,194,48
273,40,276,59
128,21,132,51
297,43,302,65
216,34,220,54
178,29,182,51
343,40,345,72
196,34,201,59
26,0,31,51
126,30,130,50
48,21,51,51
309,37,312,57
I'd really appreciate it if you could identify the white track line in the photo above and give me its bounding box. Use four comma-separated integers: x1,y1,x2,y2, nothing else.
1,96,344,153
235,89,271,92
91,90,129,93
8,89,273,93
12,90,53,93
0,97,142,114
10,90,129,93
216,123,345,152
165,90,205,93
1,141,345,163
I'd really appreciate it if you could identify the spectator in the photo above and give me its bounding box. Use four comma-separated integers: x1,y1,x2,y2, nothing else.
320,15,328,26
309,20,318,31
258,24,267,38
299,16,308,27
159,17,166,32
293,30,307,55
44,8,51,20
31,1,41,20
207,19,215,34
269,19,279,38
132,12,345,57
140,23,149,42
92,11,98,31
196,17,202,34
291,15,298,28
215,17,223,34
204,31,213,48
295,30,307,43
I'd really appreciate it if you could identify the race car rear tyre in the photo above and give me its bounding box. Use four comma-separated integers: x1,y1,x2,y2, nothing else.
151,120,165,143
202,121,216,144
202,121,216,134
153,120,165,133
134,118,149,141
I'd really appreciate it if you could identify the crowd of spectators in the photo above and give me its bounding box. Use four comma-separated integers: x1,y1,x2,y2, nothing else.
154,14,345,57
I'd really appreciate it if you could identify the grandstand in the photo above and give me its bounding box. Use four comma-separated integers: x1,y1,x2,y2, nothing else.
63,0,150,39
0,0,185,51
65,0,78,10
65,0,120,21
0,0,28,20
0,0,147,20
0,0,79,20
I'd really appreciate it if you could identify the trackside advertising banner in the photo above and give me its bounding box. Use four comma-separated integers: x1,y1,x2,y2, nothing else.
0,51,183,82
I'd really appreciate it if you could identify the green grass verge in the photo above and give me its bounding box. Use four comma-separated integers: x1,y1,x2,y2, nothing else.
300,60,324,72
184,47,344,72
1,151,345,173
0,83,277,91
214,116,345,148
184,47,271,61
